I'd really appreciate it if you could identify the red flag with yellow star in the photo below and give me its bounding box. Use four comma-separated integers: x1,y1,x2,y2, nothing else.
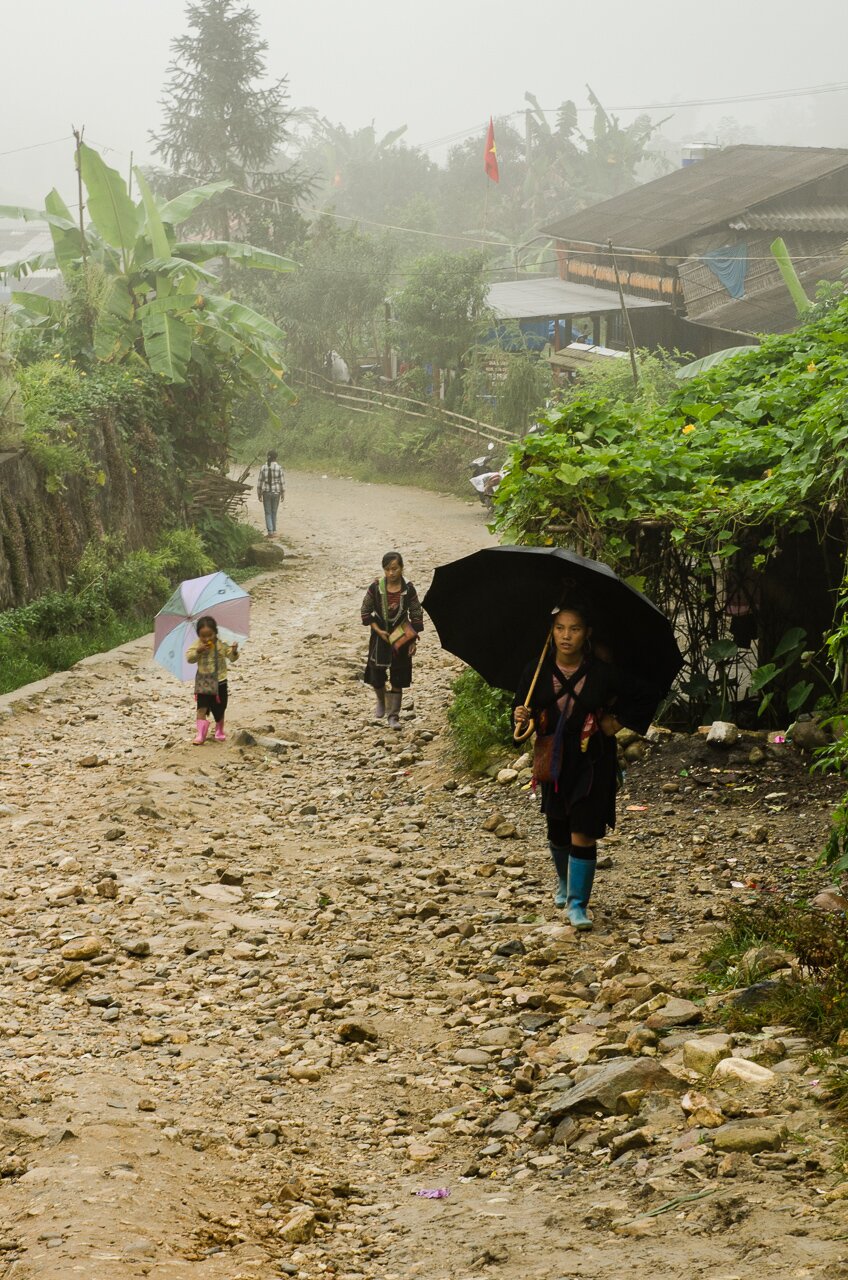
484,117,499,183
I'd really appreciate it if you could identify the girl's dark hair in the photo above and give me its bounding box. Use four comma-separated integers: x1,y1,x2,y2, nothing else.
382,550,403,569
267,450,278,462
195,615,219,634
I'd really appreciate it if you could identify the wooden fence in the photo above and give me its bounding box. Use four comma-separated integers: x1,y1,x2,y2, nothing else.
292,368,517,446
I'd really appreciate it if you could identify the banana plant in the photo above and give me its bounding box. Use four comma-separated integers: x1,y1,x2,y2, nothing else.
0,142,296,394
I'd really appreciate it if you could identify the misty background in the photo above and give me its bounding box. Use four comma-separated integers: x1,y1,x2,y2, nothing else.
3,0,848,207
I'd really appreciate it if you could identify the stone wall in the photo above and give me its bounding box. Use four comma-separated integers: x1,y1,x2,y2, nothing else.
0,417,178,611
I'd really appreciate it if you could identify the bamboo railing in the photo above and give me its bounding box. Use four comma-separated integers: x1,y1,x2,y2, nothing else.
292,368,517,446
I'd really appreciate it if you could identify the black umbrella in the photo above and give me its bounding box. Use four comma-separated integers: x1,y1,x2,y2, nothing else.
422,545,683,709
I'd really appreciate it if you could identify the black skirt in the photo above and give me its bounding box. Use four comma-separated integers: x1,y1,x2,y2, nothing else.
196,680,228,719
363,632,414,690
539,733,618,839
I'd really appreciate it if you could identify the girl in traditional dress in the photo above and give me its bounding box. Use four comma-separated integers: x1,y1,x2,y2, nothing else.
361,551,424,728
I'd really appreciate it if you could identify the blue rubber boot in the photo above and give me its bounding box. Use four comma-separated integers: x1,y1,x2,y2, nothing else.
549,843,570,908
567,846,596,931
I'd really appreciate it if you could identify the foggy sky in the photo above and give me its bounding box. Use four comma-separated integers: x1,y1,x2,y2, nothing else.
3,0,848,205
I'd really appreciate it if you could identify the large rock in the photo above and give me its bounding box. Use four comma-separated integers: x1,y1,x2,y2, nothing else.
538,1057,679,1121
712,1057,777,1090
61,935,104,962
712,1120,786,1153
488,1110,521,1136
645,997,704,1031
683,1033,733,1076
789,716,829,750
246,541,285,569
548,1032,599,1065
812,888,848,914
706,721,739,746
739,945,793,981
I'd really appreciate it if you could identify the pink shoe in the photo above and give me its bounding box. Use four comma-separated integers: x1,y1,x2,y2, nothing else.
193,719,209,746
214,720,226,742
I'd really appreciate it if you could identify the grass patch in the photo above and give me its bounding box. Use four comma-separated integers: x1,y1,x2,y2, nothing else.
0,517,258,695
242,391,476,497
701,897,848,1046
447,669,514,772
0,617,148,691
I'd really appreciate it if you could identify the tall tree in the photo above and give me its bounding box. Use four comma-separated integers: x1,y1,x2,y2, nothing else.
394,251,489,376
275,220,395,372
150,0,305,253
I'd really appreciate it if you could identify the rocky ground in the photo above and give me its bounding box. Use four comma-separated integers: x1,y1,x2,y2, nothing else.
1,472,848,1280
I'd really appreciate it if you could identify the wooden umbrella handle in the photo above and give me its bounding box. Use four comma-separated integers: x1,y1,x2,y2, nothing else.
512,630,551,744
514,716,535,743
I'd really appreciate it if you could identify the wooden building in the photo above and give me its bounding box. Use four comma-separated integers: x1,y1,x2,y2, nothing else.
539,145,848,358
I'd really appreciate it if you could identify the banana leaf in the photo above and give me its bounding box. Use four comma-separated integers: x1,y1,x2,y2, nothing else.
675,347,759,379
141,309,192,383
173,241,297,272
78,142,139,256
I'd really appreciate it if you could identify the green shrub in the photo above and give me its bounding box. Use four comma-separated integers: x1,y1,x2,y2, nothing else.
194,514,257,572
0,527,214,695
447,669,514,771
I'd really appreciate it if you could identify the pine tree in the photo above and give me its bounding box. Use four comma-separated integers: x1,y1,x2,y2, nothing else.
150,0,303,249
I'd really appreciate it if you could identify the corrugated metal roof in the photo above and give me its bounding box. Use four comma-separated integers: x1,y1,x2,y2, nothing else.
542,146,848,252
0,225,54,268
487,277,666,320
729,204,848,232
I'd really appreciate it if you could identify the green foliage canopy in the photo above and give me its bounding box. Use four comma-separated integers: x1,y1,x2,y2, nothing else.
394,250,489,372
274,221,395,371
493,303,848,568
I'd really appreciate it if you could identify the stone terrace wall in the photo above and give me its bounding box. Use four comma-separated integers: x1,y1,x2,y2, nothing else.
0,418,178,610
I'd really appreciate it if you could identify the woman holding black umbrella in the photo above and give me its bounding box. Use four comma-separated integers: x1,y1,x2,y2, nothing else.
423,545,682,930
514,601,648,929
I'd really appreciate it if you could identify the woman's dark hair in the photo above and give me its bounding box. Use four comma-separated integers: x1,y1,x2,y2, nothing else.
551,599,593,628
267,449,278,462
195,615,219,635
382,550,403,569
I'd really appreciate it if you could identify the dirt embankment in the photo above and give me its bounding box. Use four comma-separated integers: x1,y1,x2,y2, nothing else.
0,473,846,1280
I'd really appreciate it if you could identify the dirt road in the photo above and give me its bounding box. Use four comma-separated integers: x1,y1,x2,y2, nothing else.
0,473,846,1280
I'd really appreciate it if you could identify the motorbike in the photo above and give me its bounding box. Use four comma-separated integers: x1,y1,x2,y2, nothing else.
469,443,498,480
469,468,504,511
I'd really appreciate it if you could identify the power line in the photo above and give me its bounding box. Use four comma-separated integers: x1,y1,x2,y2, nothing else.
7,132,848,268
416,80,848,151
0,135,72,162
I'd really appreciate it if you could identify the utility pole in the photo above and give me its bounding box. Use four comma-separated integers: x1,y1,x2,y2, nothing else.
609,240,639,390
72,125,88,263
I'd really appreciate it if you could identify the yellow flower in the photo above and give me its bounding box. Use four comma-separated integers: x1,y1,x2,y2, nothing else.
764,468,773,478
807,361,817,372
682,423,696,435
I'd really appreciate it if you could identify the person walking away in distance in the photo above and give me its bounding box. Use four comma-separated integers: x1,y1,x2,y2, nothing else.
361,551,424,728
186,615,239,745
257,450,285,539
